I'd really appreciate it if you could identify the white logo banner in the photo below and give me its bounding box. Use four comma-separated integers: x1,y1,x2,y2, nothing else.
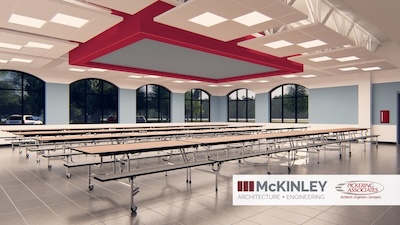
233,175,400,205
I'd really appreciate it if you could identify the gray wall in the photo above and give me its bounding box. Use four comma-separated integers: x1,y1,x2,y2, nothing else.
210,96,228,122
45,83,69,124
171,93,184,123
119,89,136,123
309,85,358,124
372,82,400,125
255,92,269,123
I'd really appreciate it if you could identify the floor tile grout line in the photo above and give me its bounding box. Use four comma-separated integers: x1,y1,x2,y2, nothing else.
4,165,70,223
0,182,29,225
17,165,118,220
370,206,392,225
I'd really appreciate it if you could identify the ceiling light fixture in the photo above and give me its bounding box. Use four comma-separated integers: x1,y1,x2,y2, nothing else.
50,13,89,28
69,68,86,72
339,67,359,71
173,80,185,83
88,68,107,72
241,80,253,83
361,67,381,71
282,75,298,78
208,84,219,87
0,42,22,50
128,75,142,78
301,74,317,78
264,40,293,49
188,12,227,27
257,80,270,83
297,40,327,48
10,58,33,63
8,14,46,28
146,75,160,78
336,56,360,62
222,84,233,87
0,59,8,63
189,80,201,83
25,41,54,49
309,56,332,62
233,11,271,27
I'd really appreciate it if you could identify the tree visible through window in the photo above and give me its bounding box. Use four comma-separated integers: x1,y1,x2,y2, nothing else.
70,79,118,124
137,84,171,123
228,89,255,122
0,70,45,125
270,84,308,123
185,89,210,122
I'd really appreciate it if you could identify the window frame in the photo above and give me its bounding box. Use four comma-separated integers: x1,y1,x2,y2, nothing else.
270,83,308,123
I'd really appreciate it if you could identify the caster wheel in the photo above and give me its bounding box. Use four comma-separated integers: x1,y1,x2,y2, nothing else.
66,174,71,178
48,165,52,169
288,168,291,173
89,185,94,190
26,154,29,158
36,159,40,163
19,150,22,154
349,152,352,156
267,172,271,174
131,206,137,212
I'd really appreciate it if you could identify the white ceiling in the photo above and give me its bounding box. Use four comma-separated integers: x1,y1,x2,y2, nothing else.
0,0,398,94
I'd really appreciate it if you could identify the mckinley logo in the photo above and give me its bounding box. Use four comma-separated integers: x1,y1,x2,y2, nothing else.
336,181,384,195
238,180,327,192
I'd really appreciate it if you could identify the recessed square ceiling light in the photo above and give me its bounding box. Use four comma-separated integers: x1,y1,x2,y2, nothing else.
69,68,86,72
128,75,142,78
10,58,33,63
8,14,46,28
339,67,359,71
0,59,8,63
282,74,298,78
146,75,160,78
257,80,269,83
264,40,293,49
208,84,219,87
297,40,327,49
50,13,88,28
88,68,107,72
173,80,185,83
361,66,381,71
301,74,317,78
25,41,54,49
233,11,271,27
309,56,332,62
336,56,360,62
0,42,22,50
189,12,227,27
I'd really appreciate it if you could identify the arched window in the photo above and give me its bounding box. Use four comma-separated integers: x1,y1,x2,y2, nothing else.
228,89,255,122
185,89,210,122
70,79,118,124
270,84,308,123
137,84,171,123
0,70,45,125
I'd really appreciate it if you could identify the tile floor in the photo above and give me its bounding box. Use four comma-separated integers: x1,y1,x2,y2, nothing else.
0,141,399,225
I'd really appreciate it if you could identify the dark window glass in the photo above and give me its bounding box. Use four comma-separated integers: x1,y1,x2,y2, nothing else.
228,89,255,122
70,79,118,124
270,84,308,123
0,70,45,125
136,84,171,123
184,89,210,122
